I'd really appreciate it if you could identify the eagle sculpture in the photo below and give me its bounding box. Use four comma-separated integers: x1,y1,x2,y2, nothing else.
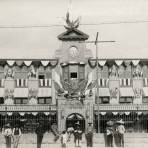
64,12,80,30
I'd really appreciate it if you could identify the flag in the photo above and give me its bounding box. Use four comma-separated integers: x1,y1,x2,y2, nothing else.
53,81,64,94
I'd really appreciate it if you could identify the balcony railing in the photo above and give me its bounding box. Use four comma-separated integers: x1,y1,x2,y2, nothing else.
0,104,56,112
95,104,148,111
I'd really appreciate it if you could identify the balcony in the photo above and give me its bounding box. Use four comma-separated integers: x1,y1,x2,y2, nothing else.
95,104,148,111
0,104,56,112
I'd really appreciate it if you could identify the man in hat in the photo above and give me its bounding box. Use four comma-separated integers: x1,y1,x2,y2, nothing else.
2,123,13,148
85,122,94,147
116,119,125,147
106,120,114,147
12,124,22,148
51,122,60,142
74,122,83,147
35,118,46,148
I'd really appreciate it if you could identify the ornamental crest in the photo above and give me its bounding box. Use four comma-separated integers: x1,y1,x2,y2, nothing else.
134,88,142,98
133,65,143,78
110,88,119,98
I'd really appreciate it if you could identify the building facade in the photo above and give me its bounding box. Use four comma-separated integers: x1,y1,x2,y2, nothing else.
0,25,148,133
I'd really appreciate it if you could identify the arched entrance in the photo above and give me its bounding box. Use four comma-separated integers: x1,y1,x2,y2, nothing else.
66,113,85,131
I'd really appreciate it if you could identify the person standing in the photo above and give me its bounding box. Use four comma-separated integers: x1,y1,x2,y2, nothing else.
35,120,46,148
106,120,114,147
51,122,60,142
67,124,74,142
61,130,68,148
2,123,13,148
12,124,22,148
85,122,93,147
116,119,125,147
74,122,83,147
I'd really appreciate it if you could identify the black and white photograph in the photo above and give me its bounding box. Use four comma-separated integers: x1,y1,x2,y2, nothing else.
0,0,148,147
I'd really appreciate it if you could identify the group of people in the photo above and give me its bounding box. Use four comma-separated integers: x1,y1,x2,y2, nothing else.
60,121,94,148
106,119,125,147
1,119,125,148
2,123,22,148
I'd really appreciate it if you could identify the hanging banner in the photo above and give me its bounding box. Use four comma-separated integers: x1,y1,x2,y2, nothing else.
24,61,32,66
115,60,123,66
132,60,140,66
98,60,106,66
41,61,49,66
7,60,15,66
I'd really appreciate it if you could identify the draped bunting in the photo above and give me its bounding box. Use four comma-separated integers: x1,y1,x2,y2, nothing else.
24,61,32,66
100,112,106,115
132,60,140,66
98,60,106,66
112,112,118,115
44,112,50,116
19,112,25,116
115,60,123,66
7,60,15,66
8,112,13,116
41,61,49,66
32,112,38,116
137,112,142,115
125,112,130,115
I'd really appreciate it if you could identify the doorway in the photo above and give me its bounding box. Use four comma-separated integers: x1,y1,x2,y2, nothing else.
66,113,85,132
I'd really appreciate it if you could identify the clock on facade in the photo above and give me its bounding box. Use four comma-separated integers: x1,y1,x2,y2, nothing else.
69,46,79,58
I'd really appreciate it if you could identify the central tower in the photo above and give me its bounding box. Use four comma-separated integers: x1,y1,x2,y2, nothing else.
55,13,94,132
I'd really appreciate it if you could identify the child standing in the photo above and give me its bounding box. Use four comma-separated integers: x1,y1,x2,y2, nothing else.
61,131,67,148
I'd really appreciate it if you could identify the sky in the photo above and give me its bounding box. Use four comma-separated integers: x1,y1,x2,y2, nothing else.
0,0,148,59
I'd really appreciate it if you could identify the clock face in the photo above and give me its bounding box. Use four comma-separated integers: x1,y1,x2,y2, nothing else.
69,46,79,58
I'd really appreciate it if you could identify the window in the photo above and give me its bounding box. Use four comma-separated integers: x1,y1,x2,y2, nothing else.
101,97,109,104
38,75,45,79
70,72,77,79
0,97,4,104
79,65,85,80
143,97,148,103
119,97,133,103
63,66,69,81
14,98,28,104
38,97,52,104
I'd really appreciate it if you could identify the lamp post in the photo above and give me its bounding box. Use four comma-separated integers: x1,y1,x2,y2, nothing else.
5,106,7,123
136,104,139,132
80,33,115,133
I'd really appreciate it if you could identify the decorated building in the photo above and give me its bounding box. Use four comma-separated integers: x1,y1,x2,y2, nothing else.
0,15,148,133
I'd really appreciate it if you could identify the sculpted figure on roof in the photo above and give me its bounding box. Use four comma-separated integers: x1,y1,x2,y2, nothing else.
64,12,80,30
5,68,14,79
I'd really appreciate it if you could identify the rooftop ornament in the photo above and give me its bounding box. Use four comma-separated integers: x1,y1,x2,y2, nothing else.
64,12,80,30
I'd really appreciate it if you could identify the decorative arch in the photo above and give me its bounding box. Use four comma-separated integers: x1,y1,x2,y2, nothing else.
66,113,85,131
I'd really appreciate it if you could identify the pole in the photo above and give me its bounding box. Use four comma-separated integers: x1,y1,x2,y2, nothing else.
95,32,100,133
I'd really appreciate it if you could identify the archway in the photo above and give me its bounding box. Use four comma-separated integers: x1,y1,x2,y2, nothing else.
66,113,85,132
